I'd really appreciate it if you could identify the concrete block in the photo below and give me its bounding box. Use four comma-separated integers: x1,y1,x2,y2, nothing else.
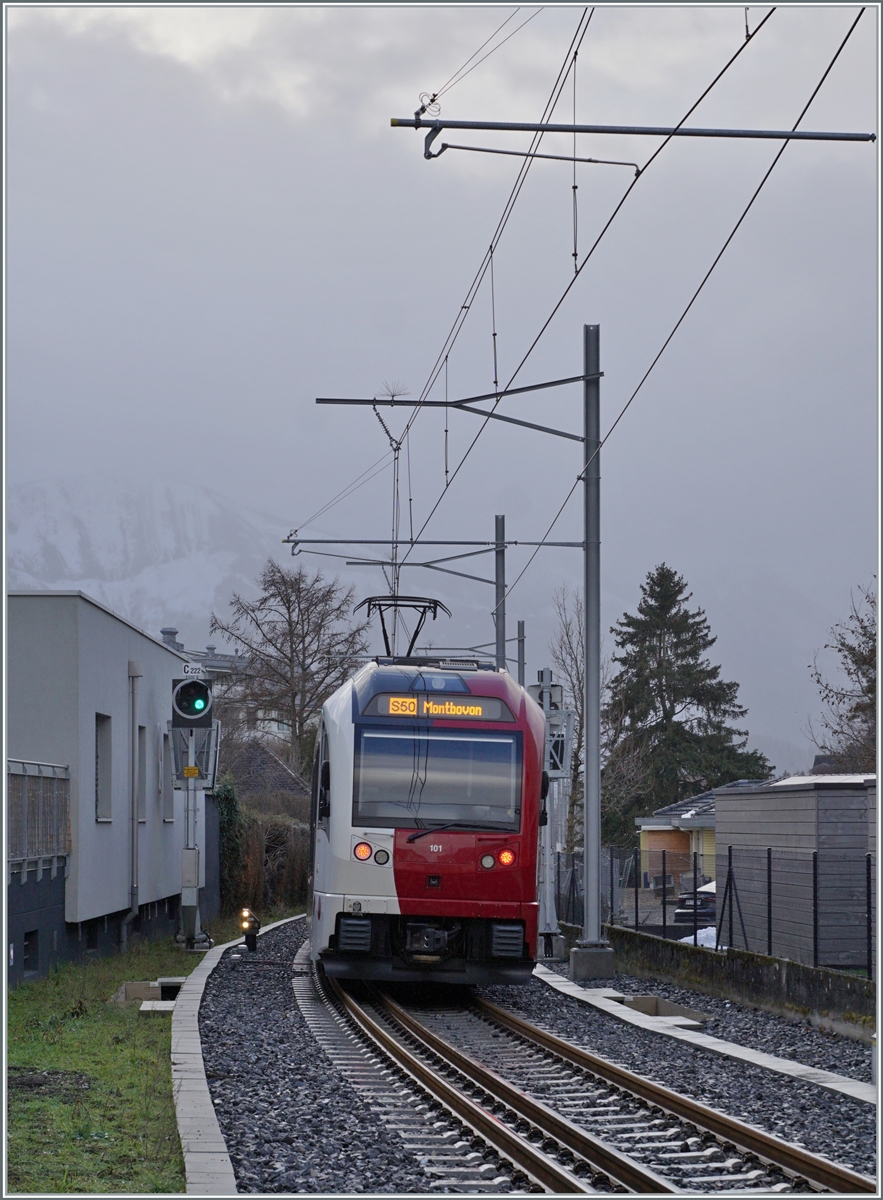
537,933,568,961
569,944,616,980
124,981,161,1002
139,999,176,1014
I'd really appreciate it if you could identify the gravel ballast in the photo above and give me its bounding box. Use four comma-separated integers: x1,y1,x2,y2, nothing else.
543,962,873,1081
480,975,877,1179
199,919,427,1194
197,921,876,1189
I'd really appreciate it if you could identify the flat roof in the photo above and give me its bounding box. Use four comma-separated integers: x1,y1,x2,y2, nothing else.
7,590,188,660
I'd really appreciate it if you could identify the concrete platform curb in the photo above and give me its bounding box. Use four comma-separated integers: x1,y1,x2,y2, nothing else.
533,963,876,1105
172,915,305,1195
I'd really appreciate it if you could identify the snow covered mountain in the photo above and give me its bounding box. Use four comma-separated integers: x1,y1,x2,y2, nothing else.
6,474,290,648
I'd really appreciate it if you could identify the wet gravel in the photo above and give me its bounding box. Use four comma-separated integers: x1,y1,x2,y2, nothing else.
197,920,876,1189
480,975,877,1179
198,919,426,1193
543,961,874,1081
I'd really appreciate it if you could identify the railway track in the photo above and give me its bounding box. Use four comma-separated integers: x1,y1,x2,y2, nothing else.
314,971,875,1194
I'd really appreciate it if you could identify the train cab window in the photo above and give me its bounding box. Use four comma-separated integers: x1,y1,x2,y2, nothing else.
353,728,521,831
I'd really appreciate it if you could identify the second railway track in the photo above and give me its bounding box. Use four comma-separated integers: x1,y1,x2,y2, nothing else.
320,971,876,1194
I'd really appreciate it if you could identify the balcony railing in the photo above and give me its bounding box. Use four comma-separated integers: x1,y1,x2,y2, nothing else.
7,761,71,861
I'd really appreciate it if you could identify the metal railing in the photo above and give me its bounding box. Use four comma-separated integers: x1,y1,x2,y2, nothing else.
7,761,71,861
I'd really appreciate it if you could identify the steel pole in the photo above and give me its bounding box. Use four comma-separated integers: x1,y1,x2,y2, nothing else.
495,515,506,671
582,324,602,945
517,621,526,686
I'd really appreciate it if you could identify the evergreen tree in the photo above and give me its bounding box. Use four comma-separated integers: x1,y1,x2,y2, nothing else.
605,564,771,826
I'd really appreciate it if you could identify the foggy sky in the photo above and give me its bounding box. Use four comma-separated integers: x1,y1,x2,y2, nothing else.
5,5,879,774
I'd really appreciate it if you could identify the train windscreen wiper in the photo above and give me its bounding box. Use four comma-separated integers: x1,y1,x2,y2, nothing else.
406,821,506,843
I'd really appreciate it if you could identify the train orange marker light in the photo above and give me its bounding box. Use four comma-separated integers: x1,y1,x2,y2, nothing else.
354,842,373,861
497,848,516,867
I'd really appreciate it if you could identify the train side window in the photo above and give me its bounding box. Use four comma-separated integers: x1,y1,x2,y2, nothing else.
317,726,330,825
310,739,320,828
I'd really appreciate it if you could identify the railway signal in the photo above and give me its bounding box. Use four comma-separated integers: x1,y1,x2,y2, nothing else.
241,909,261,952
172,678,213,728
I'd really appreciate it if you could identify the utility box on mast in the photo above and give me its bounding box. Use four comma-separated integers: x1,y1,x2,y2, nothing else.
532,668,572,960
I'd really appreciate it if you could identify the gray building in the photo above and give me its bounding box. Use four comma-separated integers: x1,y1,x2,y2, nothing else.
7,592,220,986
714,774,876,969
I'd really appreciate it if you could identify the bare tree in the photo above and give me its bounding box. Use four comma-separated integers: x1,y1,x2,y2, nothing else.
210,560,369,773
809,581,876,772
549,586,648,850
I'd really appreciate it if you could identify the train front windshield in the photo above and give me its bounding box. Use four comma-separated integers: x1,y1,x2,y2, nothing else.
354,728,522,831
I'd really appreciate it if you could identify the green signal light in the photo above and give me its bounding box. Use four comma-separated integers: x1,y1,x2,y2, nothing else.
194,699,206,710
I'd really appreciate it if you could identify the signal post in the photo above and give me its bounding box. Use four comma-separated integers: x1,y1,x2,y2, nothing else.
170,669,220,950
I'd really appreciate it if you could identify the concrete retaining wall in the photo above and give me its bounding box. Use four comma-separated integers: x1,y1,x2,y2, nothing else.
561,923,875,1042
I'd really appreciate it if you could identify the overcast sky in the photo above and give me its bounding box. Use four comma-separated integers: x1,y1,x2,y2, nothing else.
5,4,879,773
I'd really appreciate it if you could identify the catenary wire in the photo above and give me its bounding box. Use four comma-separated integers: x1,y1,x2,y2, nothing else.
419,8,525,113
296,450,394,529
394,10,595,559
432,8,545,104
499,6,866,609
401,7,777,558
294,8,574,538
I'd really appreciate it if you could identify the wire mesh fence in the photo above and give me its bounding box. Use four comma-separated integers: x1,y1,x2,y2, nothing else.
7,763,71,860
556,844,875,978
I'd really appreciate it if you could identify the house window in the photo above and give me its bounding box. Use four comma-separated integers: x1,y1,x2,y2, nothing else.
137,726,147,822
162,732,175,821
95,714,112,820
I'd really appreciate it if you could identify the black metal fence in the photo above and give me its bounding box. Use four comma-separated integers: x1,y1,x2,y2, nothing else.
555,845,875,978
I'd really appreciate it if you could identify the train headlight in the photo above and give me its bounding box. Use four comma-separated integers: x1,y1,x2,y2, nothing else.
480,854,495,869
497,848,516,867
374,849,390,865
354,842,373,861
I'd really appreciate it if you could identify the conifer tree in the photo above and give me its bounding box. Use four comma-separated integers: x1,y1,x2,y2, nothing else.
605,563,771,826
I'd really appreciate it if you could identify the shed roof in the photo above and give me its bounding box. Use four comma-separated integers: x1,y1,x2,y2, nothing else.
635,779,767,829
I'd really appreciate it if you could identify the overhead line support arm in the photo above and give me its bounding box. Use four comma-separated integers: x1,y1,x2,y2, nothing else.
391,117,876,155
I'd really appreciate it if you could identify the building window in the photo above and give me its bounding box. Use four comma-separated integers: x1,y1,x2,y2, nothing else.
162,732,175,821
137,725,147,822
23,930,39,975
95,714,112,820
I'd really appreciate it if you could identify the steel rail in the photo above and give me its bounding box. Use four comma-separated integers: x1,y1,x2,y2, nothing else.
477,997,877,1194
377,989,677,1194
326,979,596,1193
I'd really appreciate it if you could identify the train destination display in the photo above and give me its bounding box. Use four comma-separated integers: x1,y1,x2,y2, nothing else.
365,694,513,721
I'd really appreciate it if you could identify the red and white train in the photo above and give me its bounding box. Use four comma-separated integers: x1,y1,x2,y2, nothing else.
308,657,547,985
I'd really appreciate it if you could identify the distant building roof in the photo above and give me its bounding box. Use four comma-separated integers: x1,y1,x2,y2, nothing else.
635,779,767,830
158,627,249,676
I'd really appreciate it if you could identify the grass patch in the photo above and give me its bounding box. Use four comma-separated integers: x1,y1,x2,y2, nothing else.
7,937,205,1194
7,909,304,1194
